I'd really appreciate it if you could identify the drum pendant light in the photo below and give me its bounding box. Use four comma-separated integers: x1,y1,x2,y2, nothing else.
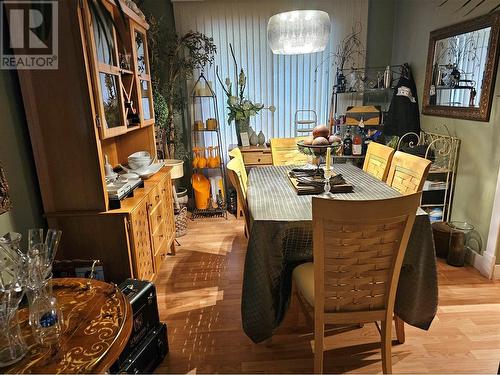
267,10,330,55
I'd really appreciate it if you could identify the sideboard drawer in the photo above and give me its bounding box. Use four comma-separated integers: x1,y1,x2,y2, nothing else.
243,152,272,166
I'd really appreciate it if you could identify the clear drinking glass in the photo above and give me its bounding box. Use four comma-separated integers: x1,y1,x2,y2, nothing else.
0,241,27,367
28,228,44,255
0,308,27,367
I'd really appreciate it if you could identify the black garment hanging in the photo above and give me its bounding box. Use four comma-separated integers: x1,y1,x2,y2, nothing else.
384,63,421,137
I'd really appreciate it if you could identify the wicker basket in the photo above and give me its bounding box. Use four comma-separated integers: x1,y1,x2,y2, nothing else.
175,207,188,238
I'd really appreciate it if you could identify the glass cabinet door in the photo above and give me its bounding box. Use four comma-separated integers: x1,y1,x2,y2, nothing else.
140,80,153,121
135,31,148,75
87,2,127,138
132,26,154,126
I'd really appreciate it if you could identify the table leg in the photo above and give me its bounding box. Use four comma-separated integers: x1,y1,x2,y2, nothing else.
394,314,405,344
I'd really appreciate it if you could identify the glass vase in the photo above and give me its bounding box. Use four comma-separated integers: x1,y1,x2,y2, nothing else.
0,306,27,367
235,118,250,146
0,237,27,367
30,294,63,347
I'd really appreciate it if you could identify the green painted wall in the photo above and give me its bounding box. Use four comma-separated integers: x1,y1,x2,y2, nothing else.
366,0,395,68
391,0,500,261
0,70,45,242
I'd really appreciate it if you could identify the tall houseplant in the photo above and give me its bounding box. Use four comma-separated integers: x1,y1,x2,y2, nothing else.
216,44,275,146
148,19,216,158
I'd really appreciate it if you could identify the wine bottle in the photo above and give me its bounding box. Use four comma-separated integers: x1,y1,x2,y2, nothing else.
343,127,353,156
352,129,362,156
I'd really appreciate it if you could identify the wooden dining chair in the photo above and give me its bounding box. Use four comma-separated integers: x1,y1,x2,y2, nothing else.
270,137,309,166
385,151,431,344
363,142,395,181
228,147,248,194
386,151,432,195
227,158,250,236
293,193,422,374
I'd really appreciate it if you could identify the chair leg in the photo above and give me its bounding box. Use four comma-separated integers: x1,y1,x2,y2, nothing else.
381,319,392,374
394,315,405,344
314,321,324,374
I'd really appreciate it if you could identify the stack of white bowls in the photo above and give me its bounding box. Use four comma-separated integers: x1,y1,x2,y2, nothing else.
128,151,152,170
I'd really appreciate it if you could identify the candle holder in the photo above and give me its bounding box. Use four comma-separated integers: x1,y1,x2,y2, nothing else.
323,167,333,196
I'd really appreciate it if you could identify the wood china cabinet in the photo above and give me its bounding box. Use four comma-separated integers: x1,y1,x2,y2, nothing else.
16,0,174,282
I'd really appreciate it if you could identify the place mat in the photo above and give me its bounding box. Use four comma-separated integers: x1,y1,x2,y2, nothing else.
287,171,353,195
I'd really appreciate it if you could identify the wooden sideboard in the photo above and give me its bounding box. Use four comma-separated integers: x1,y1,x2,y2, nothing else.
228,144,273,167
47,167,175,282
16,0,175,283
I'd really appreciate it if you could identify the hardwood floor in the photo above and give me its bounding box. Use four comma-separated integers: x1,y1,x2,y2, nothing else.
155,216,500,374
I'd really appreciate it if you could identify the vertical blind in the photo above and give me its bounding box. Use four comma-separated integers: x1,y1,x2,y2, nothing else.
173,0,369,157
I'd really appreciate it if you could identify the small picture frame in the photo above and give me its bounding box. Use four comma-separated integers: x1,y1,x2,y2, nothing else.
240,132,250,147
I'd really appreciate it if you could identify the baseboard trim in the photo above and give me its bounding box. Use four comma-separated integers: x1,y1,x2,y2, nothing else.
471,250,496,279
494,265,500,280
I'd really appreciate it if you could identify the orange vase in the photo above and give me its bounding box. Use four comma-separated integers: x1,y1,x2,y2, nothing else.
192,173,211,209
197,148,207,169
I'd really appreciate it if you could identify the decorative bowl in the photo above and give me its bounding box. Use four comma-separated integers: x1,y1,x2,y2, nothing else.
128,151,150,159
296,140,342,156
128,151,152,169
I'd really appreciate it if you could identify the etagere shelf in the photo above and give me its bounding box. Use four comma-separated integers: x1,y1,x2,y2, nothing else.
397,128,460,222
190,73,228,219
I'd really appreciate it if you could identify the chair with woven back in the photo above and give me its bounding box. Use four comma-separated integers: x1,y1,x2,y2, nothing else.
386,151,432,194
270,137,309,166
228,147,248,193
385,150,432,344
363,142,395,181
227,156,250,236
293,193,422,374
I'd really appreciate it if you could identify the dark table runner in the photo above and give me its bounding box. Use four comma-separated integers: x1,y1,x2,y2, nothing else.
242,164,438,343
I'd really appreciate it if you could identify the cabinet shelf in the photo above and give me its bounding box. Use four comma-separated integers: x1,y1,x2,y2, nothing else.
120,68,134,75
429,168,452,174
332,155,365,159
193,166,223,170
435,86,473,91
336,87,394,95
192,207,227,219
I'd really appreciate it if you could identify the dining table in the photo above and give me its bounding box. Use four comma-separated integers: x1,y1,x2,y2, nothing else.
241,164,438,344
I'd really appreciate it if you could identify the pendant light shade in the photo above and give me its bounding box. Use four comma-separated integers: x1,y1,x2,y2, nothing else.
267,10,330,55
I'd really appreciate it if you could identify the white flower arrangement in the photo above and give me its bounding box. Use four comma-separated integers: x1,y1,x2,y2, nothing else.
217,44,275,125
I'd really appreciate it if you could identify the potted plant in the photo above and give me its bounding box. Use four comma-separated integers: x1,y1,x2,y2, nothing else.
217,44,275,146
148,17,217,158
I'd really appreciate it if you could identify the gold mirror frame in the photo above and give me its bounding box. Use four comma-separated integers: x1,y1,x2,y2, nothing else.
422,11,500,122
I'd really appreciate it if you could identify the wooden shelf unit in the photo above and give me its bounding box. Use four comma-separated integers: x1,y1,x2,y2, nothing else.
397,130,460,222
16,0,174,283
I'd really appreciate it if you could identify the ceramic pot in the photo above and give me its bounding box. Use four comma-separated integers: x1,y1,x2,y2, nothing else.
257,131,265,145
249,131,258,146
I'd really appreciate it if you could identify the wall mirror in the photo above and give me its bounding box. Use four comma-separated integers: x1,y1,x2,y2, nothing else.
422,11,500,121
